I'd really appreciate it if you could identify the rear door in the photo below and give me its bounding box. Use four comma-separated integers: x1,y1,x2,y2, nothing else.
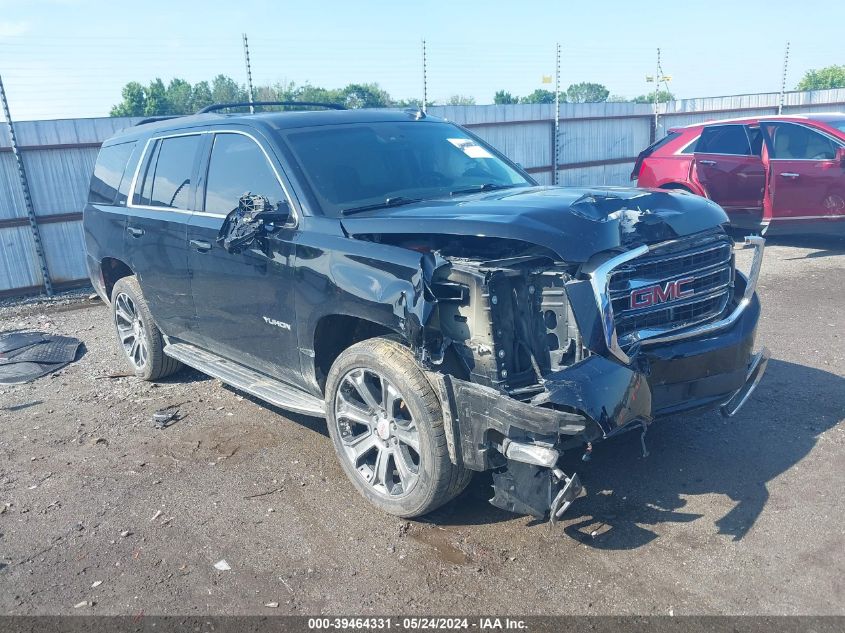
187,128,303,386
761,121,845,223
693,124,765,217
125,131,205,339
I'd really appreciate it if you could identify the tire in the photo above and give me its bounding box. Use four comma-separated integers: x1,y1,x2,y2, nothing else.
111,276,182,381
325,337,472,518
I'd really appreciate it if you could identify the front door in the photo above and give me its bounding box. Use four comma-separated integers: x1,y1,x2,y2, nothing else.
693,124,765,226
124,132,204,339
187,129,303,387
761,121,845,225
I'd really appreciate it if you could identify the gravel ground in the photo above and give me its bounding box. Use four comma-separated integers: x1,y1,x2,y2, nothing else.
0,235,843,616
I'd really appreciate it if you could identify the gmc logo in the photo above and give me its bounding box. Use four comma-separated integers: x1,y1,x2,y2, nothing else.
630,278,695,309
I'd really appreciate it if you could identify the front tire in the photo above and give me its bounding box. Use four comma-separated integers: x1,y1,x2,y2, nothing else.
111,276,182,381
325,337,472,518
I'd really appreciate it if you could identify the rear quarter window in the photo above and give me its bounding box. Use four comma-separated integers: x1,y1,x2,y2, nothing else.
695,125,751,155
88,141,137,205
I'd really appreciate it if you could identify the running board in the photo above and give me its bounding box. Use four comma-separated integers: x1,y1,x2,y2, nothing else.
164,342,326,417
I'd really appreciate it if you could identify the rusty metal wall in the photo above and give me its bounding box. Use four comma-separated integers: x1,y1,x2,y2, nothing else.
2,88,845,297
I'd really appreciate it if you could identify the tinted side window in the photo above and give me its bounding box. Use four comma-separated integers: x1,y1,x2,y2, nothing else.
89,141,136,204
766,123,840,160
680,135,699,153
696,125,751,155
204,133,286,215
747,127,764,156
133,135,201,209
135,139,160,207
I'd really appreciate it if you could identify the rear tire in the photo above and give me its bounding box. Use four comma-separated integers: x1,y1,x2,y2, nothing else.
111,276,182,381
325,337,472,518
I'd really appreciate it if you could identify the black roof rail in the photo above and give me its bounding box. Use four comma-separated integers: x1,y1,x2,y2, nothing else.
197,101,347,114
135,115,183,126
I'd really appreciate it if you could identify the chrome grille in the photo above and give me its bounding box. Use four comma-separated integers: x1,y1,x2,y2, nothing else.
608,232,735,345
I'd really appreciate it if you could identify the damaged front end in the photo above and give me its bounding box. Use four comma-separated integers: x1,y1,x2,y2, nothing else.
342,190,768,522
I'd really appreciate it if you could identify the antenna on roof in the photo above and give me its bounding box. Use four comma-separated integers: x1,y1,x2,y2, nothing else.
242,33,255,115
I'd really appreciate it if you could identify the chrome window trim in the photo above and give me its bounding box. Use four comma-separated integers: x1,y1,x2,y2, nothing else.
769,214,845,221
587,235,765,364
126,128,299,227
675,134,700,155
766,158,843,162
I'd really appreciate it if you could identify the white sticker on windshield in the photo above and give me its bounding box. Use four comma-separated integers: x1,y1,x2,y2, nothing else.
448,138,493,159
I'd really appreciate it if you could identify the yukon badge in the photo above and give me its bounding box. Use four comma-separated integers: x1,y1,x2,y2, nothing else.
630,278,695,309
262,316,291,331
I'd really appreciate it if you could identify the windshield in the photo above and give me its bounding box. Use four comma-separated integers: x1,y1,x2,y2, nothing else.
281,121,532,216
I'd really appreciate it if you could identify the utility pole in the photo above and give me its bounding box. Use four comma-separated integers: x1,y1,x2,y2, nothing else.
421,39,428,113
242,33,255,113
0,74,53,296
778,41,790,114
654,48,661,139
554,43,561,186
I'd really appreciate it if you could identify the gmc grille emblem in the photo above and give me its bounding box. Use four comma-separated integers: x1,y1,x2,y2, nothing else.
630,278,695,309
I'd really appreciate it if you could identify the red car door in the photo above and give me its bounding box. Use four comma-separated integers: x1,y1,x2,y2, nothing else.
761,121,845,225
693,124,765,219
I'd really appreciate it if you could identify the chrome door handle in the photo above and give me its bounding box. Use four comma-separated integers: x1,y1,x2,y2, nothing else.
780,172,800,179
699,160,717,166
126,226,145,237
190,239,212,252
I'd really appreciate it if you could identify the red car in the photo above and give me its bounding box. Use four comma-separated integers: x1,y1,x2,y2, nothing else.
633,113,845,234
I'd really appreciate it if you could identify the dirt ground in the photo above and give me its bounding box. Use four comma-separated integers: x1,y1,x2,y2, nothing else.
1,235,843,616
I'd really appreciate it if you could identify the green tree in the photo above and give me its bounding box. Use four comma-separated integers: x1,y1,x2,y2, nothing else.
191,81,213,112
633,90,675,104
340,83,392,108
796,65,845,91
144,78,170,116
166,78,193,114
565,82,609,103
110,81,147,117
445,94,476,106
394,97,424,108
520,89,559,104
494,90,519,104
289,82,342,104
211,74,243,104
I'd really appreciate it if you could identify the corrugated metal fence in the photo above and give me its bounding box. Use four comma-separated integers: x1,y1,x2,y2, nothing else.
2,88,844,297
0,116,142,296
428,87,845,186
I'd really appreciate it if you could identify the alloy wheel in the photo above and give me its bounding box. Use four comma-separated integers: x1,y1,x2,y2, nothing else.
334,367,421,498
114,291,149,370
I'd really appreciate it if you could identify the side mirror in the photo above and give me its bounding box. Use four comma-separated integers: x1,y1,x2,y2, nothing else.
217,195,290,254
258,200,291,228
837,147,845,166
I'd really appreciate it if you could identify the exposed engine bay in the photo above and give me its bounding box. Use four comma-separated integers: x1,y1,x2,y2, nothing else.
355,227,767,523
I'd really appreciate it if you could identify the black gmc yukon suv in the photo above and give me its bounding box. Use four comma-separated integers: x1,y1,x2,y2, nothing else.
84,103,769,521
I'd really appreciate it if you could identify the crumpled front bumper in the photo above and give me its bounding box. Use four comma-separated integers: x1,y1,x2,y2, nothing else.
425,237,769,520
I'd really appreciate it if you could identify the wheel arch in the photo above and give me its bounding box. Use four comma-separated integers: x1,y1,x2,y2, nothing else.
101,257,134,301
312,314,401,392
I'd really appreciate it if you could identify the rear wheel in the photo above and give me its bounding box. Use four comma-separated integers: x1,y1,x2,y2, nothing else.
111,276,182,381
325,337,472,518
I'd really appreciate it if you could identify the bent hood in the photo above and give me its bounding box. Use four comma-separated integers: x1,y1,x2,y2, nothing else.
340,186,729,262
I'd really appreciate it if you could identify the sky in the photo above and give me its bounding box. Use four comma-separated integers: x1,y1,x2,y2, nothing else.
0,0,843,121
